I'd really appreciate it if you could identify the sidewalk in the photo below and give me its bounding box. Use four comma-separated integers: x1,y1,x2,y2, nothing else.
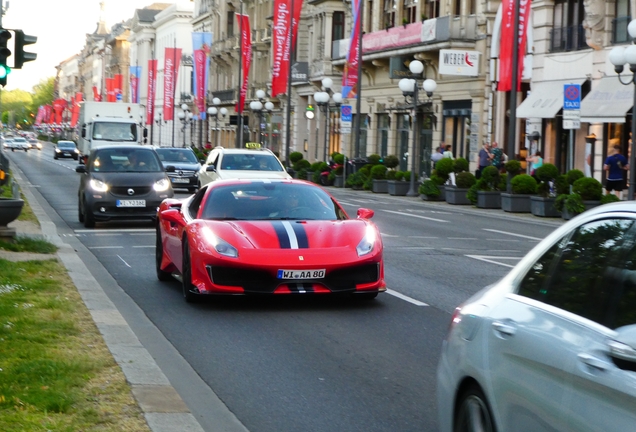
4,187,206,432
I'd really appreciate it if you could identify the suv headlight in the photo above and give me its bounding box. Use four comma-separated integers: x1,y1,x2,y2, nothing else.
153,178,171,192
89,179,109,192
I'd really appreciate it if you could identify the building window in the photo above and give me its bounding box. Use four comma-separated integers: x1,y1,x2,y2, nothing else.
403,0,417,24
227,11,235,37
377,114,390,157
613,0,631,44
383,0,396,28
550,0,586,52
426,0,439,19
333,11,345,41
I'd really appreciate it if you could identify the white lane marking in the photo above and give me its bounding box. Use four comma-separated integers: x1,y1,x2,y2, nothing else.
380,233,401,237
386,246,435,250
75,228,154,233
412,236,439,239
130,233,154,236
448,237,478,240
466,255,520,268
117,255,132,268
382,209,448,223
483,228,542,241
132,245,154,248
89,246,124,249
386,289,429,306
486,239,520,242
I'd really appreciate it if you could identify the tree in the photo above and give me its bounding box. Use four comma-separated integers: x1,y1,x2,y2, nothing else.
29,77,55,113
1,88,32,127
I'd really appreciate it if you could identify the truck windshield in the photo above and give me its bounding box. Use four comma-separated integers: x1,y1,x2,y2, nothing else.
92,122,137,142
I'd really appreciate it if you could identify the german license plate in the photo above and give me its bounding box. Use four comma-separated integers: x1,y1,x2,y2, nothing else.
277,269,325,279
172,178,190,183
116,200,146,207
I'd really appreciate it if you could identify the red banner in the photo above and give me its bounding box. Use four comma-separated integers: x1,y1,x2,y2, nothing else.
53,99,67,124
271,0,302,97
146,59,157,126
45,105,53,124
92,86,101,102
343,0,362,98
71,92,82,127
105,78,115,102
238,14,252,113
163,48,182,121
498,0,532,92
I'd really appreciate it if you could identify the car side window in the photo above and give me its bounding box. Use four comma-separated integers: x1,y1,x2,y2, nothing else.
518,218,634,327
187,186,207,219
606,228,636,328
206,150,219,166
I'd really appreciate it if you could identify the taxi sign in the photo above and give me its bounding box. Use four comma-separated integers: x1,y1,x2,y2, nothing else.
245,142,262,149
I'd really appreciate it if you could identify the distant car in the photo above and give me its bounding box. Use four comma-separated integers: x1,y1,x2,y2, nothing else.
6,137,29,152
28,137,42,150
2,137,14,150
197,145,291,187
156,179,385,302
75,145,174,228
54,141,79,160
155,147,200,193
437,202,636,432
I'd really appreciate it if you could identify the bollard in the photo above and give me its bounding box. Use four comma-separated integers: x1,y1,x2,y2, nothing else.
12,181,19,199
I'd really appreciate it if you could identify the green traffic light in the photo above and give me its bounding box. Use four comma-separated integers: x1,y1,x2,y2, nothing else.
0,64,10,79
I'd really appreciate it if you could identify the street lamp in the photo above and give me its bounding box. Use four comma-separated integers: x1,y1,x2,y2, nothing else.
177,103,193,148
154,108,166,147
609,22,636,200
250,89,267,146
397,59,437,196
313,77,341,162
207,99,227,148
265,101,275,149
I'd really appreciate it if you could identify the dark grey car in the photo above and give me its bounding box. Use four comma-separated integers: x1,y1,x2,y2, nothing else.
75,145,174,228
155,147,201,193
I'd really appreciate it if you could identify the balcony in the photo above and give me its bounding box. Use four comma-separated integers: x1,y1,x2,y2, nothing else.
214,89,236,104
550,25,588,52
613,16,631,44
332,15,477,60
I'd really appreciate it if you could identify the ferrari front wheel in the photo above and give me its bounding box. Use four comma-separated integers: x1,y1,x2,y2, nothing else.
155,226,172,281
181,240,198,303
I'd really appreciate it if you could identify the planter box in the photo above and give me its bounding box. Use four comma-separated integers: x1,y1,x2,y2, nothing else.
372,179,388,193
563,200,601,220
306,171,314,181
0,198,24,227
420,193,441,201
501,193,532,213
334,175,344,188
437,185,446,201
388,180,410,196
477,190,501,209
531,196,560,217
445,186,471,205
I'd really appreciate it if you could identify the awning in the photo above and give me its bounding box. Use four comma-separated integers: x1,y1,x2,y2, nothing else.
516,79,587,119
580,76,633,123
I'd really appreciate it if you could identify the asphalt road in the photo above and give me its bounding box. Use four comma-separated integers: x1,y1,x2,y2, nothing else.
5,144,562,432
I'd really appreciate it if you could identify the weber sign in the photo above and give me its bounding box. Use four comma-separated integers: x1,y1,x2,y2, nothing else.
439,50,480,76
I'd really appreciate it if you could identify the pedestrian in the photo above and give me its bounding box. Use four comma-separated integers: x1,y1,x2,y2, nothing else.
527,150,543,176
490,142,504,171
476,142,492,179
431,145,444,169
442,144,454,160
604,144,629,198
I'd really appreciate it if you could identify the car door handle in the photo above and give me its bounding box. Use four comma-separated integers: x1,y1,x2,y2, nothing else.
492,321,517,336
577,353,609,371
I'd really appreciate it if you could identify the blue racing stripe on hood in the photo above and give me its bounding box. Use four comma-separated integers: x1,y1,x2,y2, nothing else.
291,223,309,248
272,221,291,248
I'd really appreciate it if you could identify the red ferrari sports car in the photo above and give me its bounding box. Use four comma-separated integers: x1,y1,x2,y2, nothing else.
156,179,385,302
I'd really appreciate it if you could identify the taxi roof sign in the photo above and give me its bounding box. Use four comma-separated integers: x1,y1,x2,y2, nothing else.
245,142,262,149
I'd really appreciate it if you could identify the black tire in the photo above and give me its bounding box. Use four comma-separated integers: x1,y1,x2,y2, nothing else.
454,385,496,432
24,148,28,152
78,196,84,222
155,225,172,281
83,198,95,228
54,154,58,160
181,240,198,302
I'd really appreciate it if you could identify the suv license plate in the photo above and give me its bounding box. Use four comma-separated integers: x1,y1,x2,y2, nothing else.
277,269,325,279
172,178,190,183
117,200,146,207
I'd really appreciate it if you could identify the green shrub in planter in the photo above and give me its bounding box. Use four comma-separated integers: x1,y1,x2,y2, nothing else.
367,154,381,165
310,161,324,172
435,158,454,182
467,183,479,204
555,174,569,195
358,165,372,177
480,166,500,190
403,171,415,182
601,194,621,205
572,177,602,200
346,171,367,188
510,174,537,194
363,177,373,190
395,171,405,181
566,169,585,186
370,164,387,179
293,158,311,172
333,165,343,175
453,157,469,173
333,153,345,165
504,159,522,175
419,179,440,197
565,193,585,214
535,163,559,196
386,170,397,180
290,151,304,164
312,162,328,183
384,155,399,169
555,194,568,213
430,174,445,185
456,172,476,189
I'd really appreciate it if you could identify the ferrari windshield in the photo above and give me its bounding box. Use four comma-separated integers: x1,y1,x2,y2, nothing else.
201,183,343,221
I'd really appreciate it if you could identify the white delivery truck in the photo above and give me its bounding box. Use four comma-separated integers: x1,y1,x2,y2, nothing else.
78,101,147,163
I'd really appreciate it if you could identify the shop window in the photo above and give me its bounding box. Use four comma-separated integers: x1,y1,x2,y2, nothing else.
550,0,586,52
377,114,390,157
613,0,630,44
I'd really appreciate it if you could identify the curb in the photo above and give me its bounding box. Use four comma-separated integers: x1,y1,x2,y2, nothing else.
9,168,206,432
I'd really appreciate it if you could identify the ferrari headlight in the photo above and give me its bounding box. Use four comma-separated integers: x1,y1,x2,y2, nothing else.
356,224,376,256
153,178,171,192
202,227,238,258
89,179,109,192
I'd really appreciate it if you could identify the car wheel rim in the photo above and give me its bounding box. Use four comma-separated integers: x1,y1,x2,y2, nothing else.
457,395,493,432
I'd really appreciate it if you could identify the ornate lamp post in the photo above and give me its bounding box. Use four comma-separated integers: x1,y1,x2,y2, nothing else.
250,90,267,146
265,101,275,149
154,108,166,147
397,59,437,196
313,78,342,162
207,98,227,148
609,22,636,200
177,103,193,148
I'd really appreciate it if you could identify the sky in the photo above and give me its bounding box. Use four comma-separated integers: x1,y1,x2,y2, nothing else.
2,0,161,92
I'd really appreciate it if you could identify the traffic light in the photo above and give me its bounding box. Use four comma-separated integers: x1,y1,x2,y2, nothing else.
0,29,11,87
14,30,37,69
